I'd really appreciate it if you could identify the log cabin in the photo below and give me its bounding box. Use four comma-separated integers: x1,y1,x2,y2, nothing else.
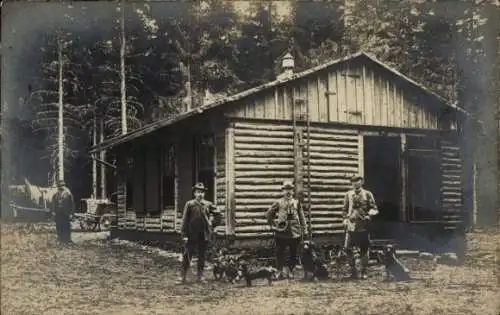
90,52,474,251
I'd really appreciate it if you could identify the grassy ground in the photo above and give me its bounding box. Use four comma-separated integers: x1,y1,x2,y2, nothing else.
1,222,499,315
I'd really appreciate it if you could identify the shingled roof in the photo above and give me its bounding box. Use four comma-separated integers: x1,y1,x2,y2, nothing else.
90,52,470,153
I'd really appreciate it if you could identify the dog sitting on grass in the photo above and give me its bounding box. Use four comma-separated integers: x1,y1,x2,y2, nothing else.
211,249,242,283
301,240,330,281
238,261,278,287
376,244,411,282
212,255,227,281
224,256,242,284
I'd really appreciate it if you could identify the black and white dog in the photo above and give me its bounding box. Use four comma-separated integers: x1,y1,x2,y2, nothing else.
301,240,329,281
211,249,242,283
238,261,278,287
376,244,411,282
224,256,243,284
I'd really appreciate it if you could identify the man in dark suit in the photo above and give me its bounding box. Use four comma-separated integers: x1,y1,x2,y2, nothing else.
266,180,307,280
177,182,221,284
53,180,74,245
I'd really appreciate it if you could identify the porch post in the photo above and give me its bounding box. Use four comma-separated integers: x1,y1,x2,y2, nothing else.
400,134,408,223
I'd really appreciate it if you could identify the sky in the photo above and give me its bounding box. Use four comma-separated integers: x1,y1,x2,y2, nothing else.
232,1,292,19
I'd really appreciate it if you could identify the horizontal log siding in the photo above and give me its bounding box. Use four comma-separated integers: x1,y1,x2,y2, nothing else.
305,126,359,235
161,206,176,231
116,153,128,230
215,131,227,234
232,121,359,238
440,137,463,227
232,122,293,238
116,180,127,229
226,61,449,130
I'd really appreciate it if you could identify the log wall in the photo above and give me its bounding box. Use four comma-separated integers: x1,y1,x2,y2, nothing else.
232,121,359,238
132,149,145,214
114,130,227,235
226,60,450,130
215,130,227,235
116,176,127,229
305,126,359,235
440,136,464,228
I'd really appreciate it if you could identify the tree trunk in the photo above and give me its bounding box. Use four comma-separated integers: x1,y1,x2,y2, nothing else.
1,102,11,217
186,62,192,112
57,38,64,183
92,117,97,198
120,0,127,135
100,119,107,199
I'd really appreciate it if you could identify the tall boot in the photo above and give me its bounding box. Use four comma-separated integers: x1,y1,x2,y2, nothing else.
360,255,369,280
197,269,206,283
176,269,187,285
348,257,358,279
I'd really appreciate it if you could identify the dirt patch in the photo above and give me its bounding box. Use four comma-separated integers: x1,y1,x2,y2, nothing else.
1,223,499,315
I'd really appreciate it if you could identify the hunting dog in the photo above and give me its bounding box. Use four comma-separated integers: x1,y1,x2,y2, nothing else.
300,240,329,281
326,244,350,280
238,261,278,287
224,256,242,283
212,250,228,281
211,249,242,283
376,245,411,282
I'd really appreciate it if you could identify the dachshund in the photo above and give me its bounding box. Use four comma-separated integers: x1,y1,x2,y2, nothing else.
238,261,278,287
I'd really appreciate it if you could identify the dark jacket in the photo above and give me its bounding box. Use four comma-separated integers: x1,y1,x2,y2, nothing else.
266,197,307,239
181,199,221,241
53,188,74,219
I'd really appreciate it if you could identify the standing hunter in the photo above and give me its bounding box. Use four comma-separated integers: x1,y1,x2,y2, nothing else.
342,175,379,280
178,182,221,284
52,180,75,245
266,180,307,280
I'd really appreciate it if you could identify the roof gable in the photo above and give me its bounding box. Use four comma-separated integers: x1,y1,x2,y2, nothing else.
91,52,469,152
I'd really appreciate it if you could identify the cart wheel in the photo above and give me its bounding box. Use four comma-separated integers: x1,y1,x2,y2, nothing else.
100,216,111,231
81,219,97,232
91,221,100,232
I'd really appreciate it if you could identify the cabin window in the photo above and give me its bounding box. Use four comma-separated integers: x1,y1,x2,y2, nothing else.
162,143,176,208
126,156,134,210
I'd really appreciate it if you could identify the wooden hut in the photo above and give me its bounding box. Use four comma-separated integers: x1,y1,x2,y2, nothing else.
91,52,472,248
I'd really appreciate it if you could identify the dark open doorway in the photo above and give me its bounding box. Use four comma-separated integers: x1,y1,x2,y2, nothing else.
194,134,216,203
363,135,401,239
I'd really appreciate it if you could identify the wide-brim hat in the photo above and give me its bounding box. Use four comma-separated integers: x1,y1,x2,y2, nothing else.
192,182,207,192
281,180,294,190
350,175,364,182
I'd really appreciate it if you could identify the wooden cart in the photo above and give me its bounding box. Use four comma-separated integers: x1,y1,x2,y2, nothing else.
74,198,117,232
